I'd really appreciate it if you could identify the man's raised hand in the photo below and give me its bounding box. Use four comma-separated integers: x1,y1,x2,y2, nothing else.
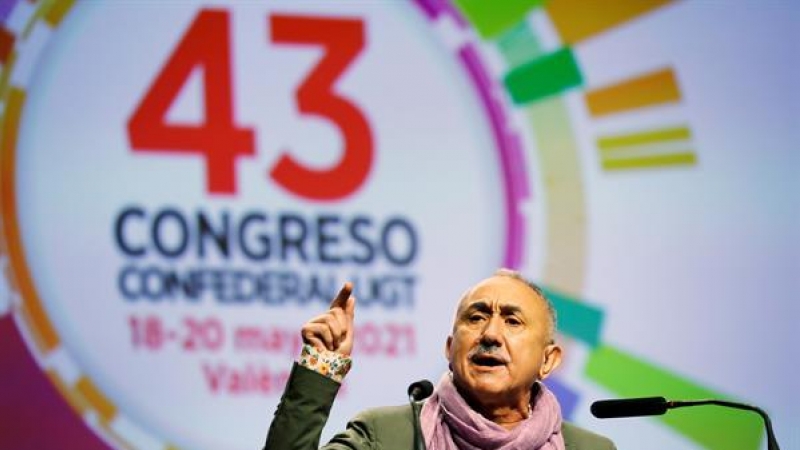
300,282,356,356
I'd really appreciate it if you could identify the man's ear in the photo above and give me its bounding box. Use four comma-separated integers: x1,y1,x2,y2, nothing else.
538,344,562,380
445,335,453,365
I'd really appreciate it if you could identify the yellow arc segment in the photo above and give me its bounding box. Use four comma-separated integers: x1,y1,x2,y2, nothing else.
598,126,691,151
602,152,696,170
527,98,587,294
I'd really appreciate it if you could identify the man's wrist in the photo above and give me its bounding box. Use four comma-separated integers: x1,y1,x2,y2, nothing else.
297,343,352,383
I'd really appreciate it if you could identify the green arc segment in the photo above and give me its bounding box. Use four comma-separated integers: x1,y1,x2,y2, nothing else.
453,0,544,39
504,47,583,104
586,345,763,450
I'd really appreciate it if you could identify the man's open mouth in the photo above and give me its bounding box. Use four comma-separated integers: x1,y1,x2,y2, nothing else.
470,354,506,367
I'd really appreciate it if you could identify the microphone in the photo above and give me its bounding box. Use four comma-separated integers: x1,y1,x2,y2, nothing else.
591,396,781,450
408,379,434,402
590,396,668,418
407,380,434,450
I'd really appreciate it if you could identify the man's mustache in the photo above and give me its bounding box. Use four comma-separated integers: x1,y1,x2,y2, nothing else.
468,343,509,362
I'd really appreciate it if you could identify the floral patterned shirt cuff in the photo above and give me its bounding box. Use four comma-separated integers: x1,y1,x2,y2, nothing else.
298,343,352,383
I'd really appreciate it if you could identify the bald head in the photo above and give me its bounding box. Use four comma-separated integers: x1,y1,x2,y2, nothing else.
454,269,558,344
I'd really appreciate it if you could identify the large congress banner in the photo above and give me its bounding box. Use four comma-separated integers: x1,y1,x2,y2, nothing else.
0,1,797,450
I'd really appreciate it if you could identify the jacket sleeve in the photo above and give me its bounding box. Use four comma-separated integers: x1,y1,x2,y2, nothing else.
324,405,412,450
561,422,617,450
263,363,376,450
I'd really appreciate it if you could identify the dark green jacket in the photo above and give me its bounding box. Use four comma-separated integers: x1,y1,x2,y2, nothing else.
265,364,616,450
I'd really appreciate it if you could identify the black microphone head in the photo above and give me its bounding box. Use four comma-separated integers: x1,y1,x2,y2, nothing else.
407,380,434,401
591,396,668,418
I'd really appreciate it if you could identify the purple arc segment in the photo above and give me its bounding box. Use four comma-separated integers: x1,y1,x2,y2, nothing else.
0,0,19,24
412,0,468,27
412,0,530,270
459,43,528,268
543,376,579,420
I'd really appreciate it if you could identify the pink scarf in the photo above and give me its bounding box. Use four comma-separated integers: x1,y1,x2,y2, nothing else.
420,373,565,450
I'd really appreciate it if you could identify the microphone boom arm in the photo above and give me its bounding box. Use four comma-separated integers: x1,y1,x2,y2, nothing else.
666,399,780,450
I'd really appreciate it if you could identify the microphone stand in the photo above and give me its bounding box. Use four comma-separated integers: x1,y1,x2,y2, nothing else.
407,380,432,450
667,399,781,450
408,393,426,450
592,396,782,450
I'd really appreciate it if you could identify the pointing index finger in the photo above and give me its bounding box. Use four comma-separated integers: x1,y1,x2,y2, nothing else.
330,282,353,310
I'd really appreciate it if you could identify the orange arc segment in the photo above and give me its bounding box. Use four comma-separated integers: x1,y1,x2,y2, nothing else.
546,0,674,45
586,68,682,117
43,0,77,28
46,369,91,415
1,87,60,351
76,376,118,423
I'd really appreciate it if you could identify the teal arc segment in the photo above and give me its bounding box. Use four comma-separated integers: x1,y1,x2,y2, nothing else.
542,287,604,348
498,21,545,67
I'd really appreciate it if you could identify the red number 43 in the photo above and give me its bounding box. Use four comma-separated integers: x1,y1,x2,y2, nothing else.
127,9,373,201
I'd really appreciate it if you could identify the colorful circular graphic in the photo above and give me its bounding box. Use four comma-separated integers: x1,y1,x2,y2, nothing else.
2,2,790,450
1,1,536,449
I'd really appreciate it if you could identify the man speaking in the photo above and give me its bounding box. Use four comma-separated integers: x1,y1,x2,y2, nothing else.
263,269,616,450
